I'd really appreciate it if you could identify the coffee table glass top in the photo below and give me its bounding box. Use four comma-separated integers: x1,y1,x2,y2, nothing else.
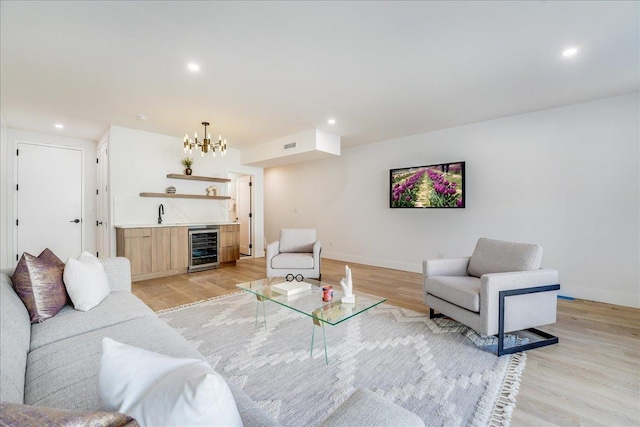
236,277,386,325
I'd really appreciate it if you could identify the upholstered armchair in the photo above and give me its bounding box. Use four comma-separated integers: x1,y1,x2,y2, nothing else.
266,229,321,279
423,238,560,356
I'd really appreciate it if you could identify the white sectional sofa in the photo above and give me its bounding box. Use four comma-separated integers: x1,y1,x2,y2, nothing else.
0,256,424,426
0,257,278,426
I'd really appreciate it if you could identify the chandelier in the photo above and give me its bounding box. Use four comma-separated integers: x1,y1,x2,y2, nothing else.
183,122,227,157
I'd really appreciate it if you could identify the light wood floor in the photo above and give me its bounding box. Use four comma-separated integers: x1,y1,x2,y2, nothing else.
133,258,640,427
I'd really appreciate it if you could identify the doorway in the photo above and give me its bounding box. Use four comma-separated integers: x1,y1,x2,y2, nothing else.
96,138,110,258
16,142,83,261
229,173,253,257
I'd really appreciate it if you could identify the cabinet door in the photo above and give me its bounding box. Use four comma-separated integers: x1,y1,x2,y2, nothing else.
220,246,240,263
151,228,171,272
170,227,189,270
121,228,152,276
219,224,240,262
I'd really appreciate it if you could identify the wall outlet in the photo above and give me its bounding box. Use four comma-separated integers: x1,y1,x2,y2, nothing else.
330,241,334,246
437,252,445,259
293,208,299,213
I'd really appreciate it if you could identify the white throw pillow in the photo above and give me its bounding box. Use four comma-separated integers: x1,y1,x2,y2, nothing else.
98,338,243,427
63,251,110,311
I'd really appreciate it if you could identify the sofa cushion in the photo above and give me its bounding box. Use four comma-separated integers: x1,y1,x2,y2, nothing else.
29,291,155,352
467,237,543,278
425,276,481,312
279,229,316,253
100,258,132,293
24,316,205,411
64,252,111,311
0,274,31,404
99,338,242,427
271,253,315,269
12,249,67,323
0,402,138,427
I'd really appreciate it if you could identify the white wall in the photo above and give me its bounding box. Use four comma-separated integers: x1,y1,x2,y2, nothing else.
0,128,97,272
107,126,265,257
264,93,640,308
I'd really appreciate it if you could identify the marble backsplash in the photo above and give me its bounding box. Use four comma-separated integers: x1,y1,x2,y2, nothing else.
114,195,231,226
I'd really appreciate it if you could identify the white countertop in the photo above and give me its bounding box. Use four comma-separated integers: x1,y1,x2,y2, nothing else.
115,222,239,229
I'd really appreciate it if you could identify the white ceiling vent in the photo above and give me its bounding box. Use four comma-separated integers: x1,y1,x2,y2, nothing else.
242,129,340,168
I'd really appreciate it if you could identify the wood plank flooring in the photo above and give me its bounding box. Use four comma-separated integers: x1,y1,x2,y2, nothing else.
133,257,640,426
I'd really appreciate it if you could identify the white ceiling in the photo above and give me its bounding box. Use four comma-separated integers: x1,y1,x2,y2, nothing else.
1,1,638,150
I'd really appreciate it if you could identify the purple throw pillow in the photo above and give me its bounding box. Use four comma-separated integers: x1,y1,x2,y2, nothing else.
0,402,139,427
11,248,68,323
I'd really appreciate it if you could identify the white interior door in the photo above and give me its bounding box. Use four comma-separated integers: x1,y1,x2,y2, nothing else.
16,142,83,261
96,141,110,258
236,175,252,256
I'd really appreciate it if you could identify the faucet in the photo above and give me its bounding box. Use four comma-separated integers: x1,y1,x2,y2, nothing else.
158,204,164,224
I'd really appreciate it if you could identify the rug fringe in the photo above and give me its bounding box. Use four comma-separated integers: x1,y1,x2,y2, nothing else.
155,291,246,314
487,351,527,427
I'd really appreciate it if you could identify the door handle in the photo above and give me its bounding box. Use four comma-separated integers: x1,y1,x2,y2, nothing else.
96,221,103,226
70,219,80,223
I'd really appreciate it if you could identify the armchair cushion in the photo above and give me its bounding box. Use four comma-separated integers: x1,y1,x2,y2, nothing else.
279,229,317,253
271,253,315,269
425,276,480,312
467,238,543,278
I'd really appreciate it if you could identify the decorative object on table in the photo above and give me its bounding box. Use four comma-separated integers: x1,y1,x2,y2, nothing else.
166,186,176,194
340,265,355,304
183,121,227,158
322,285,333,302
285,274,304,282
158,292,528,427
206,185,219,196
181,157,194,175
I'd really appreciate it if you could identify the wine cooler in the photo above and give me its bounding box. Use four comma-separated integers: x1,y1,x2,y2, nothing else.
188,226,219,272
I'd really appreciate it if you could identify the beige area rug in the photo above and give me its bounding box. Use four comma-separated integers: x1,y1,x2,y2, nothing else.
158,292,526,427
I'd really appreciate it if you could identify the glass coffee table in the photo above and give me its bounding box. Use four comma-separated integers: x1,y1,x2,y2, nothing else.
237,277,386,365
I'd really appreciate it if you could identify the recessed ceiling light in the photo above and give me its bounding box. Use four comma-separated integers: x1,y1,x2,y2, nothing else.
137,114,148,120
327,118,336,125
562,47,579,57
54,124,64,129
187,63,200,72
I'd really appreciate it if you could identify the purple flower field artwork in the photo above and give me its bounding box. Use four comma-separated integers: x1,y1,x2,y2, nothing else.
390,161,465,208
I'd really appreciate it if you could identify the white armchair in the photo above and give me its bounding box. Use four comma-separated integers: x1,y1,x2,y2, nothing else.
266,229,321,279
423,238,560,356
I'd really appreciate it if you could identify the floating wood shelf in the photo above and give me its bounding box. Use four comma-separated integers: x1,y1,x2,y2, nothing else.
166,174,231,183
140,192,231,200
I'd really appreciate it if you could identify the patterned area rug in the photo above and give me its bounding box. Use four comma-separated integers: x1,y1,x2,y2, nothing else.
158,292,525,427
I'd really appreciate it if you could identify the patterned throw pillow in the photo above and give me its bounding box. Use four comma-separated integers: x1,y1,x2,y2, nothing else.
11,248,68,323
0,402,139,427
